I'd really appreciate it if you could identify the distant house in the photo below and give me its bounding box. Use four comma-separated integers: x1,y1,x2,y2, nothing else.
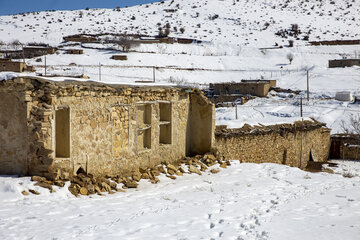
210,80,276,97
112,55,128,60
66,49,84,54
329,59,360,68
0,59,27,72
330,134,360,160
23,46,57,58
63,35,98,43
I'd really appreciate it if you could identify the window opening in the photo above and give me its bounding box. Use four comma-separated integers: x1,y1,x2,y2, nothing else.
55,107,70,158
159,102,171,144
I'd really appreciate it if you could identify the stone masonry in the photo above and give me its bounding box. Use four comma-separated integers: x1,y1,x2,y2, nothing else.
0,77,215,180
215,120,331,169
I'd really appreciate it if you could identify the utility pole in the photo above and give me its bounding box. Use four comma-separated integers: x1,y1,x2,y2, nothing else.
235,103,238,120
306,70,309,101
21,45,25,63
99,63,101,82
44,55,47,76
300,97,303,118
153,66,156,82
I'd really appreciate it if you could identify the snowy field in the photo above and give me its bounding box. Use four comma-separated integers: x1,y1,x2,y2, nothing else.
0,0,360,239
1,161,360,239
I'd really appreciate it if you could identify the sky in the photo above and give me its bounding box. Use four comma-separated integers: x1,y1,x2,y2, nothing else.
0,0,160,16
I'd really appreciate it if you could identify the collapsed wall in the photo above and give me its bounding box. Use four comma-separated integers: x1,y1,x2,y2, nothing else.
215,120,331,169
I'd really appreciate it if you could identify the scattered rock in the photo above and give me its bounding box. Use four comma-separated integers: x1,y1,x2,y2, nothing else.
220,163,227,168
189,165,201,175
31,176,46,182
132,171,141,182
21,190,30,196
210,169,220,174
167,169,176,175
167,164,178,172
79,187,88,195
29,189,40,195
54,180,65,187
142,172,150,179
34,182,53,191
124,181,138,188
166,175,176,180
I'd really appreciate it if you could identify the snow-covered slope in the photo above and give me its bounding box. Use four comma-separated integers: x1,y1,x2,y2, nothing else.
0,0,359,46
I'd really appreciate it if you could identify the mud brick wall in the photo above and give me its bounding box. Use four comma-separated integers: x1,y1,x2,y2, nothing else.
215,121,331,169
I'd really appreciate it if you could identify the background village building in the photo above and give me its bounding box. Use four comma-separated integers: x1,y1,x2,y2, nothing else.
112,55,128,60
210,80,276,97
330,134,360,160
0,77,214,179
0,59,30,72
328,59,360,68
23,46,57,58
65,49,84,54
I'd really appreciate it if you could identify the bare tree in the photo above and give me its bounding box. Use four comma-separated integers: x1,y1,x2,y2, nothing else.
287,53,294,64
111,35,139,52
11,39,22,50
340,114,360,134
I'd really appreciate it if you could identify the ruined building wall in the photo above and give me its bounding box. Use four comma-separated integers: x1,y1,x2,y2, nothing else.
6,78,214,179
215,122,331,168
0,86,28,175
49,91,193,178
187,93,215,155
330,134,360,160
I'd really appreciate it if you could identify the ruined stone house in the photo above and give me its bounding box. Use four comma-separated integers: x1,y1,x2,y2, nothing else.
0,77,214,179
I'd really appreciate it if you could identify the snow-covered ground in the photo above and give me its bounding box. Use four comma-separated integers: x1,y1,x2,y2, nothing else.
1,1,360,239
1,161,359,239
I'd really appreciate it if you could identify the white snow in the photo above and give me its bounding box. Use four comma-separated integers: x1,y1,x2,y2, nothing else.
1,1,360,238
1,161,360,239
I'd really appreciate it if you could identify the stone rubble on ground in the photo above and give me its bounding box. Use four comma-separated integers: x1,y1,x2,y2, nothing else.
26,152,228,196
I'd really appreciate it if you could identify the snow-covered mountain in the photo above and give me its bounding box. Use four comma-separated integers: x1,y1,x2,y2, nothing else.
0,0,359,46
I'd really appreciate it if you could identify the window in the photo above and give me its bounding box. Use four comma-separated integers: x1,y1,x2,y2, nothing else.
136,104,152,150
159,102,171,144
55,107,70,158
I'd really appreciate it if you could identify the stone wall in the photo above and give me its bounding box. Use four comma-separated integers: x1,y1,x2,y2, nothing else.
215,121,331,169
329,59,360,68
0,81,28,175
330,134,360,160
0,77,214,179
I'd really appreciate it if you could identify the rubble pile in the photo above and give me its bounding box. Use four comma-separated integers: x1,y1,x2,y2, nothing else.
27,152,229,197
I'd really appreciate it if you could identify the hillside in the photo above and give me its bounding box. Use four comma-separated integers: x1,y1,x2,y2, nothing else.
0,0,359,133
0,0,359,46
